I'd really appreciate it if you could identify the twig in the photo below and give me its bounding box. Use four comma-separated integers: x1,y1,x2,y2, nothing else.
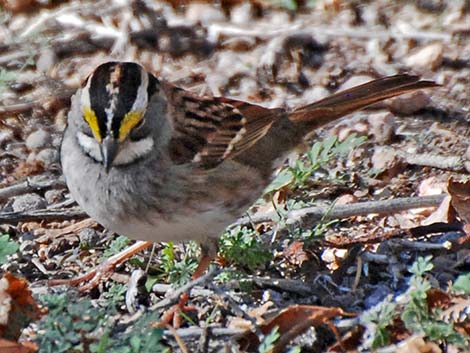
0,208,87,223
0,177,66,202
151,267,220,310
397,150,465,172
236,194,446,227
208,23,452,43
247,276,314,296
163,327,243,339
389,238,453,251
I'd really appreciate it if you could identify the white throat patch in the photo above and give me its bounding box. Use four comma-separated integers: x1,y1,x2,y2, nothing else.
77,132,154,166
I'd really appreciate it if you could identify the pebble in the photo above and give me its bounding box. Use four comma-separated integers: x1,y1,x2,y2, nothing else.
185,2,226,24
78,228,100,249
35,148,59,166
389,90,431,115
230,2,253,24
367,112,396,143
405,43,443,71
44,189,65,204
26,129,51,150
371,146,398,171
12,193,47,212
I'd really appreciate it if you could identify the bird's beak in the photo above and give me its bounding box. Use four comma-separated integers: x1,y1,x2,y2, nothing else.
100,136,119,173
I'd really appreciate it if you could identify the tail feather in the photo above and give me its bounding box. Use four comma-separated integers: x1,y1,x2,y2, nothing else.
288,75,438,129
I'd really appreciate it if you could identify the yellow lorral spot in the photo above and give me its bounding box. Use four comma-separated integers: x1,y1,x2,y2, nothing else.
83,107,102,142
119,111,144,141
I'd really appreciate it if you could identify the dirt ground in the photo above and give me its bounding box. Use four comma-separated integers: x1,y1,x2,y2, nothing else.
0,0,470,352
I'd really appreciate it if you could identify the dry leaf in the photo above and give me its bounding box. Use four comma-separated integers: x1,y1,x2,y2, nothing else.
283,241,308,267
237,305,352,352
0,339,37,353
448,177,470,225
0,274,42,341
395,335,441,353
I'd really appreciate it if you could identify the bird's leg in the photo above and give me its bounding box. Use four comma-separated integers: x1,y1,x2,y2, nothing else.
48,241,153,292
156,239,218,327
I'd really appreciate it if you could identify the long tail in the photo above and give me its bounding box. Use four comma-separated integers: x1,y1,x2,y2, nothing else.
288,75,438,130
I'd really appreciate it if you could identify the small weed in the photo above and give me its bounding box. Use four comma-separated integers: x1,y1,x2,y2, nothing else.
36,293,169,353
266,134,366,193
0,69,16,93
101,282,127,310
0,234,19,264
101,235,131,259
219,226,272,270
400,256,469,348
361,256,470,350
158,241,199,286
259,326,280,353
360,296,397,349
452,272,470,294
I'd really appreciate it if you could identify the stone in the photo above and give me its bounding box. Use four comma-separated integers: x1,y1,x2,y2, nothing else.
25,129,51,150
12,193,47,212
405,43,443,71
35,148,59,166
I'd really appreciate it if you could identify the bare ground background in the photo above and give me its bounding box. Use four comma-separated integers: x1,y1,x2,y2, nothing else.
0,0,470,352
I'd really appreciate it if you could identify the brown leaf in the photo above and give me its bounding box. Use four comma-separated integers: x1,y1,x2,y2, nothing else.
426,288,451,311
0,274,42,341
448,177,470,225
283,241,308,267
395,335,442,353
0,339,37,353
237,305,353,352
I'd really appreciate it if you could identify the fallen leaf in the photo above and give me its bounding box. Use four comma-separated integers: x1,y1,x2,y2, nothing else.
448,177,470,225
0,274,42,341
0,339,37,353
395,335,441,353
283,241,308,267
237,305,353,352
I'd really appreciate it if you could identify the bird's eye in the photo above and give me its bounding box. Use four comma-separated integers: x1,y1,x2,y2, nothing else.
134,117,145,130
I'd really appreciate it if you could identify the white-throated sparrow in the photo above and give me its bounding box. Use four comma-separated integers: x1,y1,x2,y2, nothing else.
60,61,436,285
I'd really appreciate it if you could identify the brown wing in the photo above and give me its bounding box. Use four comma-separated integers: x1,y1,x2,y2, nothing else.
164,84,281,169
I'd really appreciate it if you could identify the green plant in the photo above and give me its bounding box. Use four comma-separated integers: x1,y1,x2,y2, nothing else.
0,69,16,93
360,296,397,349
361,257,470,350
158,241,199,286
265,134,366,193
259,326,280,353
452,272,470,294
400,256,469,348
91,312,169,353
36,293,169,353
101,282,127,310
101,235,131,259
36,294,109,353
219,226,272,270
0,234,19,264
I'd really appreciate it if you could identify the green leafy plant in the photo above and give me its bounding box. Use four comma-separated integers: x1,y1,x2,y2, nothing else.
400,256,469,348
360,296,397,349
36,293,169,353
219,226,272,270
360,256,470,349
0,234,19,264
158,241,199,286
90,312,169,353
101,235,131,259
259,326,280,353
361,257,470,350
0,69,16,93
265,134,366,192
452,273,470,294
